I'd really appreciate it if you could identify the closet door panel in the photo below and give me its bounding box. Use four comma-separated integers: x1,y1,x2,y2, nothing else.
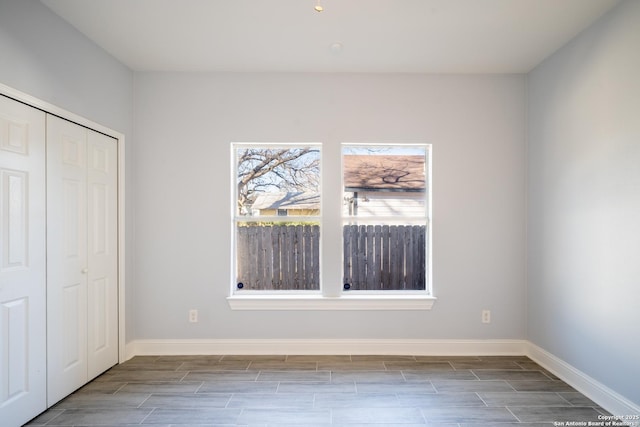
46,115,88,406
87,130,118,380
0,95,47,426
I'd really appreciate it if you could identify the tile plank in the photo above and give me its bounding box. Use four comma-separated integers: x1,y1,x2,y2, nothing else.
421,406,518,423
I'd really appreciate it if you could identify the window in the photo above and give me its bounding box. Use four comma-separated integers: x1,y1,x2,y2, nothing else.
230,142,434,310
233,143,321,292
342,144,429,292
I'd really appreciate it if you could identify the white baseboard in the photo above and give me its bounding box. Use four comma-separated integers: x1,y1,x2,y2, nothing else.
526,342,640,417
126,338,527,359
123,338,638,417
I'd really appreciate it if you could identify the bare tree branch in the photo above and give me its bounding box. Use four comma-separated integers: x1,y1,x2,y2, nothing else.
236,147,319,214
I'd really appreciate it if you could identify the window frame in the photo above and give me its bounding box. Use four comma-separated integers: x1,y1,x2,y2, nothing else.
230,142,322,295
228,142,435,310
341,143,431,295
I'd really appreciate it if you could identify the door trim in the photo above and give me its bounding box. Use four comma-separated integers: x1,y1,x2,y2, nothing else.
0,82,127,363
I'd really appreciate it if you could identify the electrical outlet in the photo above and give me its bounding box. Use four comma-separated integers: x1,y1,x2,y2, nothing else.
189,309,198,323
482,310,491,324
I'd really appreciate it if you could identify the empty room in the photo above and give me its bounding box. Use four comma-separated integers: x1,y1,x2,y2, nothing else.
0,0,638,425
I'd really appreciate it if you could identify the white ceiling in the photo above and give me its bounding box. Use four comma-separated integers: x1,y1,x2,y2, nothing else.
41,0,619,73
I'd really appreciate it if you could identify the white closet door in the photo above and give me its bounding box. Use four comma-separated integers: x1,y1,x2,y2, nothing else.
46,115,89,406
0,95,47,426
86,130,118,380
46,116,118,406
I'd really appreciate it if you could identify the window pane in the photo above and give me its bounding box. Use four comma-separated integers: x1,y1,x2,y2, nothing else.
234,144,321,291
342,222,426,290
342,145,428,291
236,146,320,217
343,145,426,217
236,221,320,290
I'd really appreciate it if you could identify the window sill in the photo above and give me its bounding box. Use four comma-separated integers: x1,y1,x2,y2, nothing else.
226,294,436,311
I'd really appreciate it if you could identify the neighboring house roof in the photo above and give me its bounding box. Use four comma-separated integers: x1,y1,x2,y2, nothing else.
343,155,425,192
251,191,320,211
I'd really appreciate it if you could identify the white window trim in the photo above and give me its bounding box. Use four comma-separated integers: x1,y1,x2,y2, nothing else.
227,294,436,310
229,142,434,311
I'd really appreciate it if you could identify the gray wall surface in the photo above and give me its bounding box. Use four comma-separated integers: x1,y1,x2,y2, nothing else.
132,72,527,340
527,0,640,407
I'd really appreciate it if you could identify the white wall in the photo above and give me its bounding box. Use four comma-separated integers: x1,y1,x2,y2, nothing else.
0,0,135,342
528,0,640,407
0,0,132,133
133,72,527,340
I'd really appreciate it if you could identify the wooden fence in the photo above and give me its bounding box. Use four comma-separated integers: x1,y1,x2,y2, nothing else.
236,224,320,290
343,224,426,290
236,224,426,290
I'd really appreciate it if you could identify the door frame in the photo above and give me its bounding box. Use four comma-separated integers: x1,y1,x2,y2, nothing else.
0,82,127,363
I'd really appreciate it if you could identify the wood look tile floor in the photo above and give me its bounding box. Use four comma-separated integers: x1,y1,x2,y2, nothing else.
26,355,615,426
